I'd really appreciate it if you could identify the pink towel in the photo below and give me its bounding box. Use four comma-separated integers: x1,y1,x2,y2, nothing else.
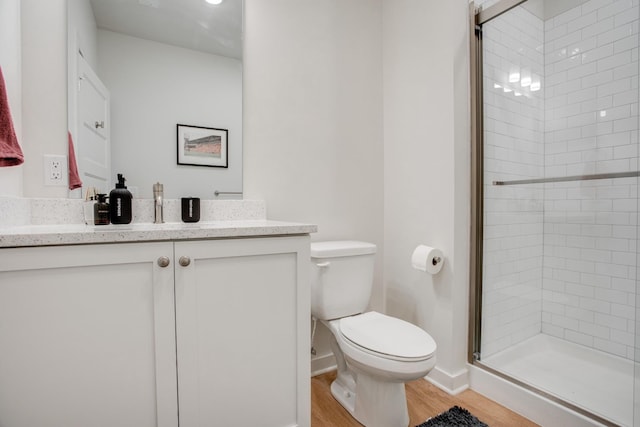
68,131,82,190
0,66,24,167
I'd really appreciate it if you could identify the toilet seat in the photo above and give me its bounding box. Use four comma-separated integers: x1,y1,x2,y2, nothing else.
339,311,436,362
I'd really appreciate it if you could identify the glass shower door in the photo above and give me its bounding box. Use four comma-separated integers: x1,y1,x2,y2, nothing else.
472,0,640,425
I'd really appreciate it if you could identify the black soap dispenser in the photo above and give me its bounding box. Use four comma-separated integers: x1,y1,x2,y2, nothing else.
109,173,133,224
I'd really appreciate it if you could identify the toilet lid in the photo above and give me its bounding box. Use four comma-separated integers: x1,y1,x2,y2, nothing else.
339,312,436,360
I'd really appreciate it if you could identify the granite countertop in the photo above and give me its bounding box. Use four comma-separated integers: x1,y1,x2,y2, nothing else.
0,220,318,248
0,197,316,248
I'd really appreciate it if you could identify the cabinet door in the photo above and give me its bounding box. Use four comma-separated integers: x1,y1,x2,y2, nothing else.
175,236,310,427
0,242,178,427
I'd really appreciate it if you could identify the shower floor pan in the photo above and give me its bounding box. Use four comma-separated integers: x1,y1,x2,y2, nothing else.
481,334,633,426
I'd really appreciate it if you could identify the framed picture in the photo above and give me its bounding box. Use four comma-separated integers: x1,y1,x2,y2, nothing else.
177,124,228,168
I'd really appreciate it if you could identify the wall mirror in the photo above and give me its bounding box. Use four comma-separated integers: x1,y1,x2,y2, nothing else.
67,0,243,200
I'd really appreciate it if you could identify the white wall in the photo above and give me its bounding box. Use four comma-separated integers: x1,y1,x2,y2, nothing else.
382,0,471,391
21,0,68,197
0,0,23,196
98,30,242,199
244,0,472,389
243,0,385,370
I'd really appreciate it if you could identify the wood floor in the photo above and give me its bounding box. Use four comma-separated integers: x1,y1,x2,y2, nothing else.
311,371,540,427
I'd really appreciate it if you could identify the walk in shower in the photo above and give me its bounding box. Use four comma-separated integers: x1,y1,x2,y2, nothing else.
470,0,639,425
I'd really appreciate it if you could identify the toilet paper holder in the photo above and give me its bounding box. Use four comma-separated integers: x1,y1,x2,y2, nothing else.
411,245,444,274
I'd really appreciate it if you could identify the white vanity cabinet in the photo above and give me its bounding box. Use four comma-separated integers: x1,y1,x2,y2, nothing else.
174,236,310,427
0,242,178,427
0,235,310,427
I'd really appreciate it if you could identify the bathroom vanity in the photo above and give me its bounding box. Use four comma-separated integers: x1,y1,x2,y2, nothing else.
0,208,315,427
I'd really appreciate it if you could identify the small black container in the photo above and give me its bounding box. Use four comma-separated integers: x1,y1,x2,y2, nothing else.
94,194,110,225
181,197,200,223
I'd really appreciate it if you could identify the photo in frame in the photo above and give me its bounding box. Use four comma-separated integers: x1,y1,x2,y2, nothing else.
177,124,228,168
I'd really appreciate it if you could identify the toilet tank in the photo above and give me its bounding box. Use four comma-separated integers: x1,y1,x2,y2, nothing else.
310,241,377,320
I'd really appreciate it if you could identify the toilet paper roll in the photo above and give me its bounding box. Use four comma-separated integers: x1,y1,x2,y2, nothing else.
411,245,444,274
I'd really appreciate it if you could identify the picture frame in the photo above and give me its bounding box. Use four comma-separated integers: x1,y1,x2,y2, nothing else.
177,124,228,168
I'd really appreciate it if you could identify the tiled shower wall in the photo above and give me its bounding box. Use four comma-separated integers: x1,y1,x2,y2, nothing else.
482,6,545,357
481,0,639,360
542,0,638,359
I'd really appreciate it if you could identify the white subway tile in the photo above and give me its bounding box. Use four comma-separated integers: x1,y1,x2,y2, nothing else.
595,262,631,279
595,236,630,251
614,61,639,79
597,130,631,146
613,87,638,105
582,43,615,64
579,320,611,338
555,6,583,27
614,143,638,158
598,1,636,21
614,34,638,53
595,312,628,330
613,116,637,132
583,16,615,39
564,283,595,298
614,6,639,27
597,76,631,97
597,50,632,72
597,211,632,225
611,302,635,319
484,2,639,359
580,296,612,313
611,276,636,291
610,328,634,346
573,12,600,35
594,337,628,356
581,248,614,263
613,198,638,211
582,69,614,88
582,0,615,16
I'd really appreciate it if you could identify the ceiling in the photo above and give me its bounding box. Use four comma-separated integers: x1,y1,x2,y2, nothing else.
89,0,243,59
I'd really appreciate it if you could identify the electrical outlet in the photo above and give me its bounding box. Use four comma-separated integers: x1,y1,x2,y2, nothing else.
44,155,67,186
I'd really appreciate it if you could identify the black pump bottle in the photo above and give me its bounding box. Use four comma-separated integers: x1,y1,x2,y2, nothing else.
109,173,133,224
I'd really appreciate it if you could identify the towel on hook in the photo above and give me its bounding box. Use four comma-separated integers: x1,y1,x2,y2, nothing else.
0,66,24,167
68,131,82,190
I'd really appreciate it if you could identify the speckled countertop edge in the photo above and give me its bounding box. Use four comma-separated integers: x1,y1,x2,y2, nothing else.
0,220,318,248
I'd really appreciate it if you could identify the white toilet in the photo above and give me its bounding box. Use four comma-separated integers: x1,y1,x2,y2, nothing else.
310,241,437,427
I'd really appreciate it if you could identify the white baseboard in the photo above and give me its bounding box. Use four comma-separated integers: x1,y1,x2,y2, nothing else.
311,353,336,377
425,366,469,395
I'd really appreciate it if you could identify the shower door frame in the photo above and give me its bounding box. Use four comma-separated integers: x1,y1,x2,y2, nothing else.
469,0,529,367
468,1,630,425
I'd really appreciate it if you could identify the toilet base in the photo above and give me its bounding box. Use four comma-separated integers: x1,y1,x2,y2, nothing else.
331,371,409,427
330,374,357,416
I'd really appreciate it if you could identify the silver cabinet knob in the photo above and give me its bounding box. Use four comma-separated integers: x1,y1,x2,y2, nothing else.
179,256,191,267
157,256,170,268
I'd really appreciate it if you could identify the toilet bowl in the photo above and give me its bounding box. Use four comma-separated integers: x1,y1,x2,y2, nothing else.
311,241,437,427
323,312,436,427
333,311,437,380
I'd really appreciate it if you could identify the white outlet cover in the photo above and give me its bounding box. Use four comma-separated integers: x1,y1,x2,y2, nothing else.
44,154,68,186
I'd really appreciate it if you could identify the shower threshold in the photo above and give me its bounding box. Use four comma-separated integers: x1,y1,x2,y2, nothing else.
481,334,633,427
